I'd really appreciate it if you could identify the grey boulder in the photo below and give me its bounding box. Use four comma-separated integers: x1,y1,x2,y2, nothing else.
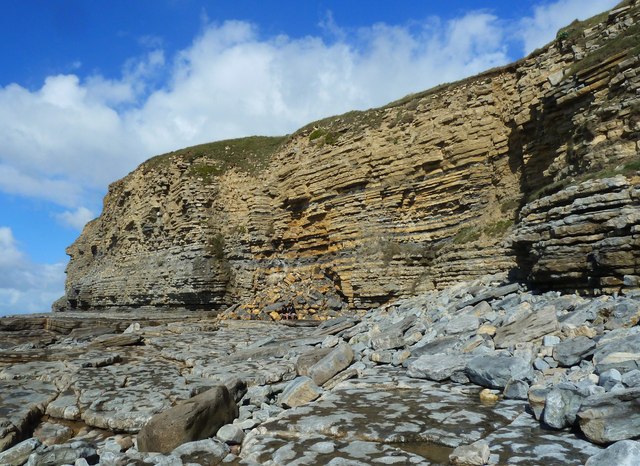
136,386,237,453
466,355,532,389
585,440,640,466
552,336,596,367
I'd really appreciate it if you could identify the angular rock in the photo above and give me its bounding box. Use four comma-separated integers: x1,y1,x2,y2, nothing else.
466,355,532,389
445,315,480,335
407,353,470,382
307,343,354,386
449,441,490,465
0,439,41,466
216,424,245,444
599,369,623,391
296,347,333,376
494,305,558,348
136,386,237,453
552,336,596,367
279,377,323,408
585,440,640,466
503,379,529,400
542,387,585,429
577,388,640,444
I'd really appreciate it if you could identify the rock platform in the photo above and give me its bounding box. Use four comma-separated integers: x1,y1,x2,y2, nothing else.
2,276,640,465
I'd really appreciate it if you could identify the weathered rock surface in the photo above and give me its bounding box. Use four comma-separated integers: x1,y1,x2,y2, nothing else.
577,388,640,444
465,355,532,389
136,386,237,453
585,440,640,466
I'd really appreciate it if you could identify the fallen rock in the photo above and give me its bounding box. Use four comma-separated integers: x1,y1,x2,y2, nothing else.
0,439,41,466
503,379,529,400
279,377,323,408
542,386,585,429
307,342,354,386
494,305,558,348
552,336,596,367
577,388,640,444
407,353,470,382
445,315,480,335
585,440,640,466
216,424,245,444
449,440,490,465
466,355,532,389
25,441,97,466
136,386,237,453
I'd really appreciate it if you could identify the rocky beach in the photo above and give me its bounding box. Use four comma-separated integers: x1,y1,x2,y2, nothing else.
2,1,640,464
2,275,640,465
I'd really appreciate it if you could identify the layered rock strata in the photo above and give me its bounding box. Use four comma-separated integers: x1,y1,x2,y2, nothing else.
61,2,640,312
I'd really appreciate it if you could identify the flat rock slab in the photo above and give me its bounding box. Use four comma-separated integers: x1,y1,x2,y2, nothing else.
494,305,558,348
0,380,58,452
259,371,525,448
483,413,602,465
242,432,432,465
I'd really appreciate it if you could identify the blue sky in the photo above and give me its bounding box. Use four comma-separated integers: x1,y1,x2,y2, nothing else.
0,0,620,315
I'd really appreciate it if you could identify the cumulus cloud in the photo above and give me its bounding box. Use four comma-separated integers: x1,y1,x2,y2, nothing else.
55,207,95,231
0,11,513,213
519,0,620,53
0,227,65,316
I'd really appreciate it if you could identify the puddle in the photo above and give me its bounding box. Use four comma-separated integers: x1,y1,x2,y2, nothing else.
389,441,452,464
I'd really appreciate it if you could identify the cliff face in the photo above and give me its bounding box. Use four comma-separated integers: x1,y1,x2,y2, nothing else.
61,2,640,314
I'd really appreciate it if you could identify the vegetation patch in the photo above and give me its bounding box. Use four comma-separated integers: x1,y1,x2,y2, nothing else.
484,220,514,238
208,233,226,260
143,135,287,177
453,227,481,245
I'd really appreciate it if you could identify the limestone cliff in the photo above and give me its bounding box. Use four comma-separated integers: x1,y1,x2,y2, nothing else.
60,1,640,314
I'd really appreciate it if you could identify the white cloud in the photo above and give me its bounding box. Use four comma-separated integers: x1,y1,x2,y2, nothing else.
519,0,620,53
0,227,65,316
0,11,512,213
56,206,95,230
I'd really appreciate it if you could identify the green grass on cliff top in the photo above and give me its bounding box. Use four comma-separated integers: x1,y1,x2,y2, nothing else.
141,1,636,179
144,135,287,177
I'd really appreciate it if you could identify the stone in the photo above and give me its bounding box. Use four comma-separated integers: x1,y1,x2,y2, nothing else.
88,333,143,348
449,441,490,465
552,336,596,367
407,353,470,382
479,389,499,404
599,368,623,391
577,388,640,444
279,377,323,408
136,386,237,453
542,387,585,429
543,335,561,346
445,315,480,335
0,439,41,466
527,385,549,420
494,306,558,349
33,422,73,446
216,424,245,444
170,438,229,465
296,347,333,376
307,343,354,386
477,324,496,337
585,440,640,466
466,355,532,389
25,441,97,466
622,369,640,387
503,379,529,400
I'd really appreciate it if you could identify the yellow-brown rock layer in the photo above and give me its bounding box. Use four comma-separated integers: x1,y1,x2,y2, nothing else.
60,2,640,313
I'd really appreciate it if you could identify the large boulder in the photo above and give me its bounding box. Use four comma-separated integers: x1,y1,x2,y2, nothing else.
465,355,532,389
407,353,470,382
552,336,596,367
279,377,323,408
137,386,237,453
494,305,558,348
585,440,640,466
307,343,354,386
542,386,585,429
577,388,640,444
